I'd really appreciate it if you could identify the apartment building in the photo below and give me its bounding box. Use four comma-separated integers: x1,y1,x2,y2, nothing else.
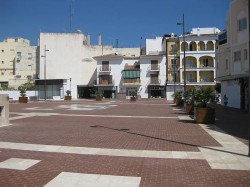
94,38,166,99
0,38,38,89
216,0,249,110
164,28,220,99
38,31,140,99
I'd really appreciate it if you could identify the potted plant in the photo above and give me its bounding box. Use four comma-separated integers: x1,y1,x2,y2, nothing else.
96,90,103,101
194,87,215,124
18,84,28,103
184,89,196,115
130,90,137,101
64,90,72,100
173,91,183,106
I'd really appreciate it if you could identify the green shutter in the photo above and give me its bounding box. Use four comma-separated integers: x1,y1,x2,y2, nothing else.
123,70,140,78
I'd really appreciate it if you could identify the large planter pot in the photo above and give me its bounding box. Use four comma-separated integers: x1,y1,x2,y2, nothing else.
175,98,183,106
173,98,177,104
184,103,194,115
19,97,28,103
64,96,72,100
130,97,136,102
96,96,102,101
195,107,215,124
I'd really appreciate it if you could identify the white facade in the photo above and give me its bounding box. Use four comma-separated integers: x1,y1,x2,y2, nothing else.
94,53,166,99
216,0,249,109
39,32,140,99
146,37,163,55
0,38,38,89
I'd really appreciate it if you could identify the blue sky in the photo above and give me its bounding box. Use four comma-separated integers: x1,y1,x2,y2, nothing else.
0,0,231,47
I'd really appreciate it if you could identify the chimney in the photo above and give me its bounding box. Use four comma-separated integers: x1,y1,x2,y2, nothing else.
98,34,102,45
87,33,90,45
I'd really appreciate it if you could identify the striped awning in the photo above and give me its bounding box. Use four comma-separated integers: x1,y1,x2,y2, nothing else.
122,71,140,78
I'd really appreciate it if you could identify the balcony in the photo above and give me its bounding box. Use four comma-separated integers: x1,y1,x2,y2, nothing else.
99,66,111,74
122,79,141,86
96,79,115,86
147,65,160,72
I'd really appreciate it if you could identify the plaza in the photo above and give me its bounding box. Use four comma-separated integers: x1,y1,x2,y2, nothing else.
0,99,249,186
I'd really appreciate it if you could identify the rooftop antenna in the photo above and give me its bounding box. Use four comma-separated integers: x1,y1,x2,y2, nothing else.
69,0,74,32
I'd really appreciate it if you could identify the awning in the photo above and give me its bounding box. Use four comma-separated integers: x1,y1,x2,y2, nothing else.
122,71,140,78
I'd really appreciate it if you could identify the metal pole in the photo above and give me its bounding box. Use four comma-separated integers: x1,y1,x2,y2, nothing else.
41,45,49,101
248,0,250,157
70,78,72,96
44,45,46,101
183,14,186,92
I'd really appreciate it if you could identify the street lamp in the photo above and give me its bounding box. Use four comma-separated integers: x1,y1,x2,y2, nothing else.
69,78,72,96
177,14,187,92
41,45,49,101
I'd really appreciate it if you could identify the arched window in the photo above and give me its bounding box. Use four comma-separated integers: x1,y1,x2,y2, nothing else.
189,42,197,51
207,41,214,51
198,41,205,51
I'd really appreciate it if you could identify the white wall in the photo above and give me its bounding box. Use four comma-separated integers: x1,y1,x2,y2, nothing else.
146,37,163,55
221,80,241,108
0,91,36,100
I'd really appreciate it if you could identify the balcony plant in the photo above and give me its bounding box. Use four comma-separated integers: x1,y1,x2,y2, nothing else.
194,87,215,124
64,90,72,100
18,84,28,103
130,90,137,102
96,90,103,101
172,91,183,106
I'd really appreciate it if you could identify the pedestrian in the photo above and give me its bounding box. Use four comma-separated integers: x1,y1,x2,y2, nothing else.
223,94,228,108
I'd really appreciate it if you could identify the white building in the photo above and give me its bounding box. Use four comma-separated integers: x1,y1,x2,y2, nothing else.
0,38,38,89
38,31,140,99
216,0,249,110
94,37,166,99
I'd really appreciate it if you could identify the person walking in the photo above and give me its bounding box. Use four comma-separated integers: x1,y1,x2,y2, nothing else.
223,94,228,108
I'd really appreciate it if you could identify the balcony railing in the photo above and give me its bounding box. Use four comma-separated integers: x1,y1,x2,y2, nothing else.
99,66,111,72
96,79,115,86
123,79,141,85
148,65,160,72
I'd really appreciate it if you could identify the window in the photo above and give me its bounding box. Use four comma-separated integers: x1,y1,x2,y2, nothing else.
15,38,18,42
238,17,247,32
244,49,247,60
1,61,4,64
17,52,21,62
1,72,4,76
28,65,32,71
171,59,177,69
170,44,177,53
1,50,4,52
187,74,193,82
171,73,176,82
28,53,32,60
234,51,241,61
203,58,209,67
187,59,193,67
202,74,209,82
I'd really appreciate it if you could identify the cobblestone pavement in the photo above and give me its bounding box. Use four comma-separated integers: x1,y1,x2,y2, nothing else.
0,99,249,186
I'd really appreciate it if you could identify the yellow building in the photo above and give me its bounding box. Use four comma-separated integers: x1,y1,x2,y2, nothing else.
0,38,38,89
164,28,220,99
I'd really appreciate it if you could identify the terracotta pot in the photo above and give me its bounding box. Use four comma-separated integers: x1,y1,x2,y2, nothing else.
19,97,28,103
64,96,72,100
175,98,183,106
130,97,136,102
195,107,215,124
96,96,102,101
184,103,194,115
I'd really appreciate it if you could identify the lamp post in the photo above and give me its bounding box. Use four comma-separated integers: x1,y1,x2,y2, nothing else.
177,14,187,92
69,78,72,96
41,45,49,101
